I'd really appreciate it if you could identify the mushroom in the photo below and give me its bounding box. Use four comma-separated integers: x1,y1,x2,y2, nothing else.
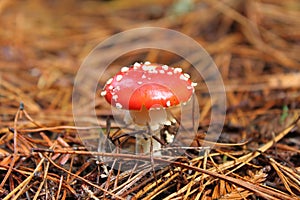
101,62,196,155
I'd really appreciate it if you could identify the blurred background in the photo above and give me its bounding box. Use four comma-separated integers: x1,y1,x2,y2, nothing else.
1,0,300,150
0,0,300,199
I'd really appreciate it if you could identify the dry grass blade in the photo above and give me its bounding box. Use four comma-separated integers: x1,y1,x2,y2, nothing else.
0,104,22,189
33,151,51,200
165,116,300,199
44,154,125,200
56,175,64,200
216,170,268,199
269,158,300,195
3,155,45,200
168,160,296,200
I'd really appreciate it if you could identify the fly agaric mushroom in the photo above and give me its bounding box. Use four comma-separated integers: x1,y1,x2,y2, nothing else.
101,62,197,154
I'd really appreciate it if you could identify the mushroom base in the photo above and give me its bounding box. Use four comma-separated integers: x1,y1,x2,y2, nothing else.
135,132,161,155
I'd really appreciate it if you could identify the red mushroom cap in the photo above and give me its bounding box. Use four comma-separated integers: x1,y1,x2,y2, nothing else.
101,62,196,110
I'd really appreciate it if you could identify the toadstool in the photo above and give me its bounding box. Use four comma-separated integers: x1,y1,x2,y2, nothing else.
101,62,197,155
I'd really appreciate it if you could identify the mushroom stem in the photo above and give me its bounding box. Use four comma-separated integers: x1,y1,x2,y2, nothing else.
124,107,176,155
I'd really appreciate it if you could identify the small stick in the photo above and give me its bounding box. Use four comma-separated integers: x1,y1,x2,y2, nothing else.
56,175,64,200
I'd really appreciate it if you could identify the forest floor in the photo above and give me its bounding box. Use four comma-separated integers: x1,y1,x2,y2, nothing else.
0,0,299,199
